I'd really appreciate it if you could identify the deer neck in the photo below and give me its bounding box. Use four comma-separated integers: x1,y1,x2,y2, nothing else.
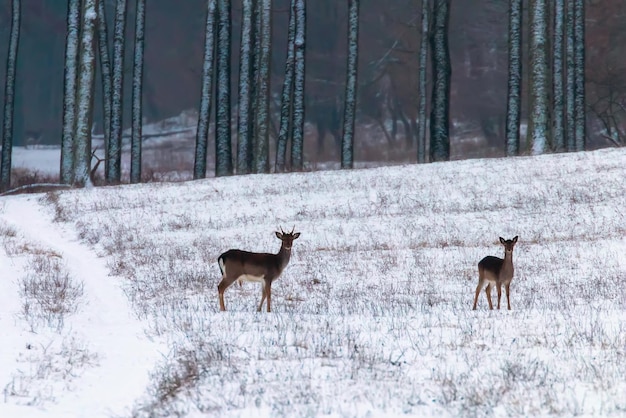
501,251,514,276
276,244,292,270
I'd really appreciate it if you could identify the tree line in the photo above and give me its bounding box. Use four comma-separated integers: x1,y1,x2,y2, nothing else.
0,0,587,192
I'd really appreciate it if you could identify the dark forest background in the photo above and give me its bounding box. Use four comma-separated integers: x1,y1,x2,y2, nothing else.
0,0,624,160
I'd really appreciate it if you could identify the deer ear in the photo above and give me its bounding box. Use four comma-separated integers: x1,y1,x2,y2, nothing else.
293,232,301,239
512,236,518,243
275,231,283,239
499,237,505,244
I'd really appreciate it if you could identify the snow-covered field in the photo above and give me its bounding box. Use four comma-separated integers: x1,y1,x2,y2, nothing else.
1,148,626,417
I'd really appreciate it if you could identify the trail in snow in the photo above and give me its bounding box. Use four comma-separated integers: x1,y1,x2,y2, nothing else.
0,195,163,418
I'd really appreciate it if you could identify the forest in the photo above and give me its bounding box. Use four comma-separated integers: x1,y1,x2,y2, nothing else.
0,0,625,187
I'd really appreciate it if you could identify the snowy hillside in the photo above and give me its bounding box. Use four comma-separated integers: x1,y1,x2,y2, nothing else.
1,148,625,417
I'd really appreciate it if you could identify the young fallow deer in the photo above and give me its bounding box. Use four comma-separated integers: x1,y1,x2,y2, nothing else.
472,236,518,310
217,228,301,312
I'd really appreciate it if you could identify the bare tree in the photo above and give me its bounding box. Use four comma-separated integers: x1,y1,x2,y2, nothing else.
275,0,296,172
237,0,255,174
565,0,575,151
429,0,451,162
130,0,146,183
215,0,233,176
107,0,127,183
60,0,81,185
341,0,359,169
73,0,98,187
194,0,217,179
552,0,565,151
0,0,21,192
505,0,522,156
96,0,112,167
253,0,272,173
527,0,549,155
291,0,306,170
573,0,585,151
417,0,429,163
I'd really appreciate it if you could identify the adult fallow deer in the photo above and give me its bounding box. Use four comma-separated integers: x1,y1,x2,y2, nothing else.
472,236,518,310
217,228,300,312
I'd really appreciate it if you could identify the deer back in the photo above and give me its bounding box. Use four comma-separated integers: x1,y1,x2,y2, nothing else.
478,255,504,275
219,249,284,281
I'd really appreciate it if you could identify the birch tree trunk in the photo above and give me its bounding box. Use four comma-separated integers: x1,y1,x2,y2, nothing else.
552,0,565,152
237,0,254,175
565,0,575,151
253,0,272,174
96,0,113,172
74,0,98,187
194,0,217,179
416,0,429,164
0,0,21,192
341,0,359,169
215,0,233,177
505,0,522,156
60,0,80,185
573,0,585,151
248,0,261,171
291,0,306,170
107,0,127,183
527,0,549,155
429,0,451,162
275,0,296,172
130,0,146,183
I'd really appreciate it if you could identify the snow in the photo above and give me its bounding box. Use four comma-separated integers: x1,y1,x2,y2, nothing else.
0,195,164,417
1,147,626,416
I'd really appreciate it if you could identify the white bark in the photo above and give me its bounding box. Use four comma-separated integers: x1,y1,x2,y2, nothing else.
60,0,80,185
74,0,98,187
130,0,146,183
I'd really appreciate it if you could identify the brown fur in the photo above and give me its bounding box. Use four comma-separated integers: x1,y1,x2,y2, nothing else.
218,230,300,312
472,236,518,310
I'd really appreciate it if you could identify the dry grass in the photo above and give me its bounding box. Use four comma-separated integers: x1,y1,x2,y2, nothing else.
19,254,84,332
40,148,626,416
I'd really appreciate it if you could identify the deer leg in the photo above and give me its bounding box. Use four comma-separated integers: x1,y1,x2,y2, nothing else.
218,276,235,312
473,268,485,310
472,279,484,310
505,283,511,310
266,282,272,313
496,283,502,310
257,283,267,312
485,284,494,310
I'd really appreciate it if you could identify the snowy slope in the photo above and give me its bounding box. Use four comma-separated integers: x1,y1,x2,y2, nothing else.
1,147,626,417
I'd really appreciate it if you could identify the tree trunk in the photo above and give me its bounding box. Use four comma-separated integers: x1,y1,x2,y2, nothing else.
275,0,296,172
417,0,429,164
505,0,522,156
215,0,233,177
96,0,112,173
237,0,255,175
194,0,217,179
247,0,261,172
1,0,21,192
107,0,127,183
341,0,359,169
565,0,575,151
552,0,565,152
573,0,585,151
60,0,80,185
291,0,306,170
253,0,272,174
527,0,549,155
429,0,451,162
130,0,146,184
74,0,98,187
